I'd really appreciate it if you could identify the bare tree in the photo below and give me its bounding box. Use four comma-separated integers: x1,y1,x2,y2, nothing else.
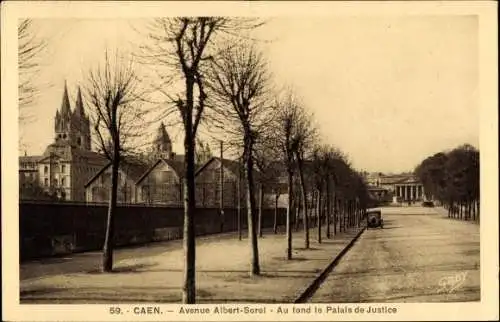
270,90,313,258
310,144,328,243
206,42,272,275
82,50,145,273
292,110,316,250
253,137,281,237
18,18,47,113
137,17,264,301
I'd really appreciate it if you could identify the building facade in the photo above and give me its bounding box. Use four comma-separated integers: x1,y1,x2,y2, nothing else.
84,159,149,204
194,157,243,208
134,123,186,205
363,172,425,205
19,83,108,201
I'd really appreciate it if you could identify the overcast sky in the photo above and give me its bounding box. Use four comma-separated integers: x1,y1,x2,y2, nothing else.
19,16,479,173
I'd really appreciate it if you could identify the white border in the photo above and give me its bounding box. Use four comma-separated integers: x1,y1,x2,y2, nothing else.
2,1,498,321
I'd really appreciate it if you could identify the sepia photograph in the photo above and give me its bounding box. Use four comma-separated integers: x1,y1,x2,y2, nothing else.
2,1,498,321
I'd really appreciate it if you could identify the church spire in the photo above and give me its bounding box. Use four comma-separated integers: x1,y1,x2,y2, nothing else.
153,122,173,159
74,86,85,117
155,122,171,146
61,80,71,116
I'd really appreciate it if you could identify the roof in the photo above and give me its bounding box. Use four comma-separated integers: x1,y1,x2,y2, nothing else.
19,155,43,163
195,157,239,177
365,172,420,185
84,157,150,188
367,185,390,191
195,157,264,181
135,156,186,185
392,176,420,184
40,143,108,164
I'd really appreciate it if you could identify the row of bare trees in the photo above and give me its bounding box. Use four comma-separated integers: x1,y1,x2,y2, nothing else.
18,17,371,304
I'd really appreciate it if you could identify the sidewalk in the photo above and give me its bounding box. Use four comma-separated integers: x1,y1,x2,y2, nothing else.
432,206,480,224
21,224,365,304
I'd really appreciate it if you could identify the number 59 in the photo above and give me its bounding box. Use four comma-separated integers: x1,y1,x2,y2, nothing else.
110,307,121,314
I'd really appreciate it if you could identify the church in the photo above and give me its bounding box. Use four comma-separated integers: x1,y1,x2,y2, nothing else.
19,82,108,201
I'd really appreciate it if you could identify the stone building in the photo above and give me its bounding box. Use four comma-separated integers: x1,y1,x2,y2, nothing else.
19,83,108,201
84,158,149,204
363,172,425,204
194,157,243,208
134,123,186,205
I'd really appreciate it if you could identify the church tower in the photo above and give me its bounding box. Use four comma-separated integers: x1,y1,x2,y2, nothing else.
53,82,91,150
54,81,72,145
71,87,92,150
152,122,173,159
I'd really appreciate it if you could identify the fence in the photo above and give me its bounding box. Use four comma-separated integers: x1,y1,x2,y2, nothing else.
19,201,289,261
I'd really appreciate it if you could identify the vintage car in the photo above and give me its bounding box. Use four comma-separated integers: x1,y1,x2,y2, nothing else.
366,210,384,229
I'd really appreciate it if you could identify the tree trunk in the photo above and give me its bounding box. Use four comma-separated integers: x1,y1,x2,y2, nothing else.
357,201,361,228
326,180,331,239
311,190,316,228
102,146,120,273
258,183,263,238
338,200,342,233
296,153,309,249
273,191,279,234
237,159,242,241
286,168,293,259
182,103,196,304
477,200,480,223
244,137,260,275
333,195,337,235
472,199,476,221
317,188,322,244
342,200,347,231
294,192,300,232
219,141,224,232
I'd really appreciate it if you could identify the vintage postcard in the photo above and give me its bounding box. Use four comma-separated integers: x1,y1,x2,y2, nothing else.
1,1,498,321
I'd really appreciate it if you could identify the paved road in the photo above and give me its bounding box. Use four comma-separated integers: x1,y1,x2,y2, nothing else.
309,207,480,303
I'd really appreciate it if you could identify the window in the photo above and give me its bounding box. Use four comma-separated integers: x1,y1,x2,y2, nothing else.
44,178,48,186
61,177,66,187
53,178,58,186
61,165,66,173
77,137,82,146
44,166,48,174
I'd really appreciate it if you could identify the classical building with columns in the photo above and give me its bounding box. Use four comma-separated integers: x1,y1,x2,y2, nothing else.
393,177,425,203
364,172,425,205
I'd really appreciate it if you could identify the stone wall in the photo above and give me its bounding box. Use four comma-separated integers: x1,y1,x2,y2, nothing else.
19,201,289,261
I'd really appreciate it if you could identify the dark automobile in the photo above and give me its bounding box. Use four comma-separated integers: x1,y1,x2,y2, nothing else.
422,201,435,207
366,210,383,229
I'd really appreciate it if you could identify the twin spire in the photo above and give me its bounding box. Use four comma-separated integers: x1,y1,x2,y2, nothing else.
59,80,85,117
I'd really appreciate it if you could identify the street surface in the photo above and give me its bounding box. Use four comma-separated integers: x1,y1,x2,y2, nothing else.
309,206,480,302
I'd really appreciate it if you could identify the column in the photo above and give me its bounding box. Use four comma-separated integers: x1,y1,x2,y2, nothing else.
411,185,415,201
403,185,406,200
